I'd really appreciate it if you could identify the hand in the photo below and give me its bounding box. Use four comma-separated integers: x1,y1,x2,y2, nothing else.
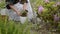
16,11,22,16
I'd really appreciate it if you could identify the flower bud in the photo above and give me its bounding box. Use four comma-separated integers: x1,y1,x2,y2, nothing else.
38,6,44,14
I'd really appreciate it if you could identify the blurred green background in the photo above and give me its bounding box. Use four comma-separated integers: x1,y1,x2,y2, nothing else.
0,0,60,34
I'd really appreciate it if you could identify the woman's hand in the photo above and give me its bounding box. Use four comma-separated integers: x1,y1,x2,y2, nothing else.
16,11,22,16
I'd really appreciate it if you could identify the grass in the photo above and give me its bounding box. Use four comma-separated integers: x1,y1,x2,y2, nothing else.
0,14,32,34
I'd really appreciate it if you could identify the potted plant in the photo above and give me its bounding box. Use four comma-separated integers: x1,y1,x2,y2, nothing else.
19,10,28,24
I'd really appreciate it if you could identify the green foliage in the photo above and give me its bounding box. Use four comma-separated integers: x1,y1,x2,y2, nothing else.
0,15,31,34
32,0,60,33
0,1,5,9
34,0,60,22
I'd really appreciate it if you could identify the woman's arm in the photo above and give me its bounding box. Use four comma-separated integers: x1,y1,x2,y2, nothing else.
9,5,22,16
23,3,27,10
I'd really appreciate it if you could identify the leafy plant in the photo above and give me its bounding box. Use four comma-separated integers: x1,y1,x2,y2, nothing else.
21,10,28,17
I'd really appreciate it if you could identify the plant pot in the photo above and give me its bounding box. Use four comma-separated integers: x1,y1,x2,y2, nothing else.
20,16,27,24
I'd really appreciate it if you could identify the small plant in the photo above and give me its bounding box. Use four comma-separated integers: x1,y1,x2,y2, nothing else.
21,10,28,17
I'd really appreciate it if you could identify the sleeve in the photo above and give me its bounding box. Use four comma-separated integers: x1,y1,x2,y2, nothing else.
6,0,14,9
